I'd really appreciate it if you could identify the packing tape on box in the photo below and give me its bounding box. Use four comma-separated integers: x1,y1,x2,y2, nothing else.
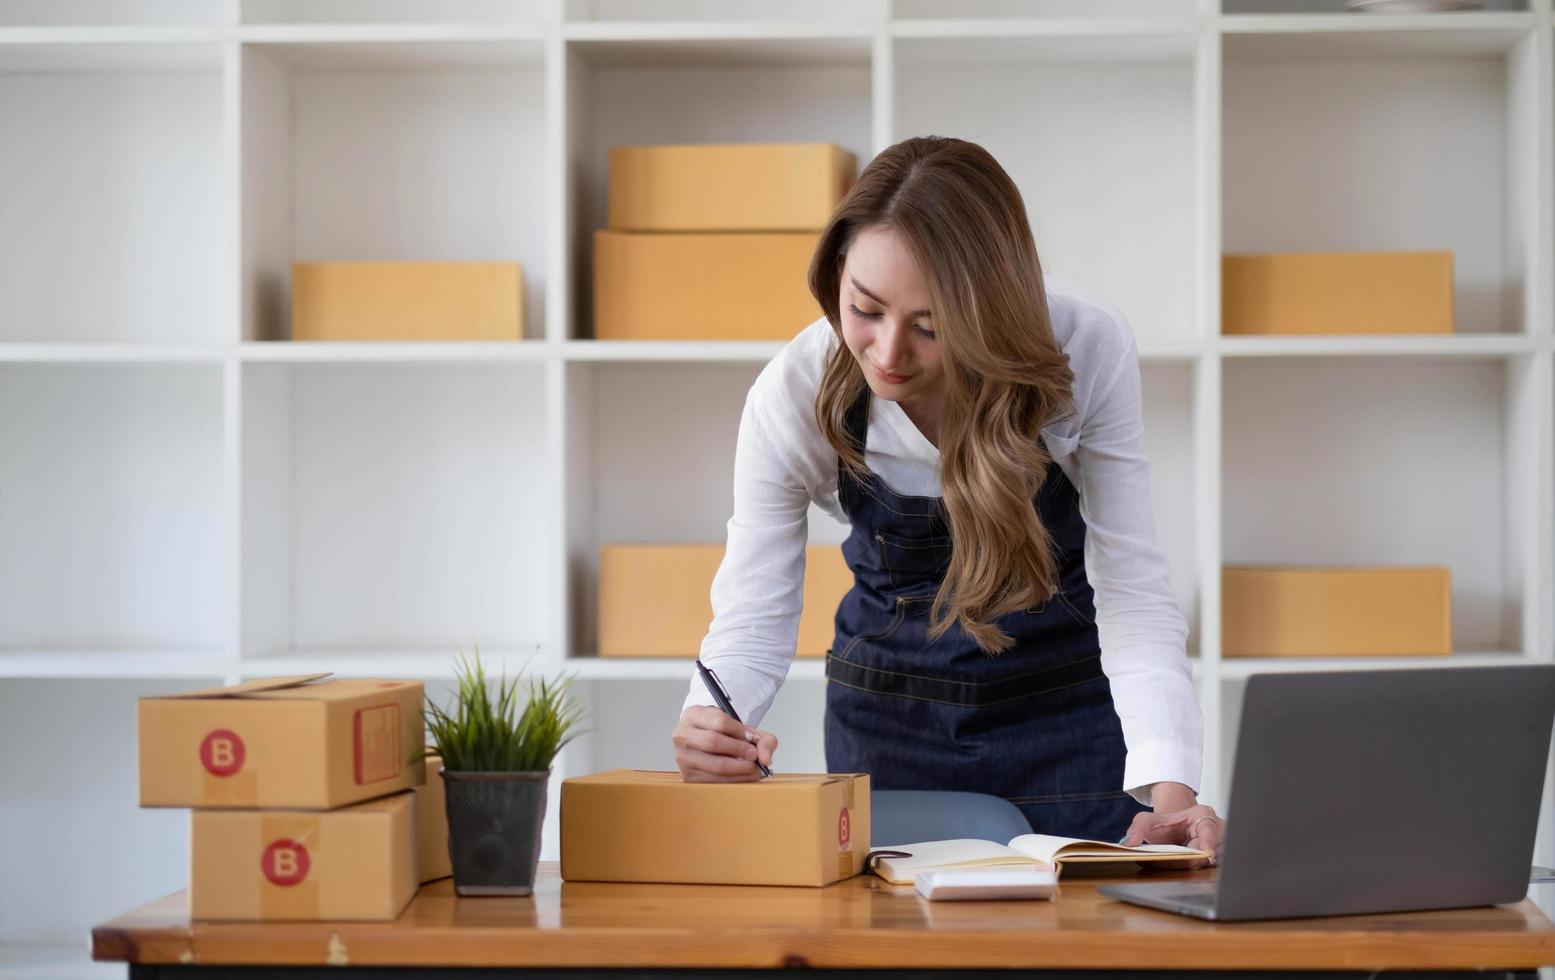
258,813,322,920
201,768,259,807
837,778,857,880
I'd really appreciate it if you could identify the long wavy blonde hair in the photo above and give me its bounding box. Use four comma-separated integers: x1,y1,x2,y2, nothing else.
808,136,1077,654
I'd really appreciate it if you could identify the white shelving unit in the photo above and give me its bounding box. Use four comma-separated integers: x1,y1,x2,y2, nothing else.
2,0,1553,974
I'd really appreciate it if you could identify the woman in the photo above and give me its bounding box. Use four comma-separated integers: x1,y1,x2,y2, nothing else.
669,136,1222,863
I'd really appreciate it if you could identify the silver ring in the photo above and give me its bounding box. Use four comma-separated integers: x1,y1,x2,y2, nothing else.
1190,815,1219,839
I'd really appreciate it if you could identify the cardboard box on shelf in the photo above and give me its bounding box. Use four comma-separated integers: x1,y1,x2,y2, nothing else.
291,261,525,341
189,790,417,921
593,230,820,341
139,675,425,810
607,143,855,232
416,753,452,885
1221,250,1454,335
598,544,852,658
560,769,870,887
1222,565,1452,658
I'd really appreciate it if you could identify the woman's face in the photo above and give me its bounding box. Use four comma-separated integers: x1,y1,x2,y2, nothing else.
839,224,943,406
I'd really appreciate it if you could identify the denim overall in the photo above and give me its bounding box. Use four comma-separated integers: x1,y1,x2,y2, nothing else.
824,390,1149,840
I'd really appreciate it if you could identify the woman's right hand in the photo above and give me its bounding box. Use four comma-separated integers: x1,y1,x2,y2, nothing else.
673,706,779,782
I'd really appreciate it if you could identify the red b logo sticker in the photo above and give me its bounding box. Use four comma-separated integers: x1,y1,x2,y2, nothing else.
838,807,851,850
200,729,245,777
262,839,310,887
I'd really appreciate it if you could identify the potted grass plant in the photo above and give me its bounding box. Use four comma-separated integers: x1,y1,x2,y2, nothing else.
422,648,586,897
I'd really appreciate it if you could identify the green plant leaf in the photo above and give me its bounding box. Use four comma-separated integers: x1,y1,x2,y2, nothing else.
422,643,590,772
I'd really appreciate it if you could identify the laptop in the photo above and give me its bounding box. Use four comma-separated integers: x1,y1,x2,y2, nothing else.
1098,665,1555,921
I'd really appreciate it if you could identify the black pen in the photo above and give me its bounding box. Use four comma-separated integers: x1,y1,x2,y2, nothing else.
694,658,773,778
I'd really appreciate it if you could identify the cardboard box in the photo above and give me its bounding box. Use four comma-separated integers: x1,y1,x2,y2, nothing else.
607,143,855,232
292,261,525,341
416,753,452,884
190,790,417,921
598,544,852,658
1222,250,1454,335
1223,565,1452,658
560,770,870,887
593,230,820,341
139,675,425,810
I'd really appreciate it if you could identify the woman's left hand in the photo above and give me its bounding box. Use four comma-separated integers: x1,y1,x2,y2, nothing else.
1120,802,1225,870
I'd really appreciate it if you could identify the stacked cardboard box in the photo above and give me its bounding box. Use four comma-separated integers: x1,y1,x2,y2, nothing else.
138,674,446,921
594,143,855,341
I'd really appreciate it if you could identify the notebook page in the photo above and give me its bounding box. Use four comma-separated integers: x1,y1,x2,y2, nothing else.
1007,834,1202,864
870,839,1045,885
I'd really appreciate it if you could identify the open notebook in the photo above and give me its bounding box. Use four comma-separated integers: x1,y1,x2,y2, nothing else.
869,835,1210,885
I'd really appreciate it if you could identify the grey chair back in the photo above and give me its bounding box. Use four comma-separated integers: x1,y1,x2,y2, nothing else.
870,789,1031,846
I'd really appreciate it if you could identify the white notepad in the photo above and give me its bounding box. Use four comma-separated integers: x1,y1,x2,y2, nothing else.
914,867,1059,901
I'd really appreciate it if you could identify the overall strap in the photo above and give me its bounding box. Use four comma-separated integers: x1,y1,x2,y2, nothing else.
843,385,870,453
836,386,873,516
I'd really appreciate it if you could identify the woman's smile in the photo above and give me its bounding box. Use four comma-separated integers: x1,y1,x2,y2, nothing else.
871,362,914,385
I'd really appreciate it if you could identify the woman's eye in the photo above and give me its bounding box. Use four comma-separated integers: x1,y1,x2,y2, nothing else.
914,325,936,341
848,303,881,320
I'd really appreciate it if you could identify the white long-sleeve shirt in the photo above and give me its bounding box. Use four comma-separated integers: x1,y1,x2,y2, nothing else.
679,279,1203,807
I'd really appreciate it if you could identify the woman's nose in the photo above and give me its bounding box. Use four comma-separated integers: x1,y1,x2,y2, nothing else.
874,323,911,368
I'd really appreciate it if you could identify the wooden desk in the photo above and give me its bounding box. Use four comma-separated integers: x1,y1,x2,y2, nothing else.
93,863,1555,978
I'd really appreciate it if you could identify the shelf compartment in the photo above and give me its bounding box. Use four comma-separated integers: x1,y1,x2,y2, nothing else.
0,42,224,342
561,361,844,656
1222,356,1540,658
241,363,551,662
239,38,548,342
565,0,878,24
892,20,1200,44
241,0,548,25
563,358,1201,661
0,365,226,653
893,34,1198,346
895,1,1198,20
0,0,227,27
564,24,875,48
1220,15,1535,58
564,35,870,340
1222,1,1529,25
1221,18,1540,336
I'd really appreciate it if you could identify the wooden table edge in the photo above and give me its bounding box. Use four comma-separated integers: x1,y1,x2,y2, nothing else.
91,893,1555,972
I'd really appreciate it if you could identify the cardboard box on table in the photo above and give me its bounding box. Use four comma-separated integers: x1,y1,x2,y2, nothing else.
598,544,853,658
1222,565,1452,657
560,770,870,887
1221,250,1454,335
189,791,417,921
139,674,425,810
415,753,452,884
